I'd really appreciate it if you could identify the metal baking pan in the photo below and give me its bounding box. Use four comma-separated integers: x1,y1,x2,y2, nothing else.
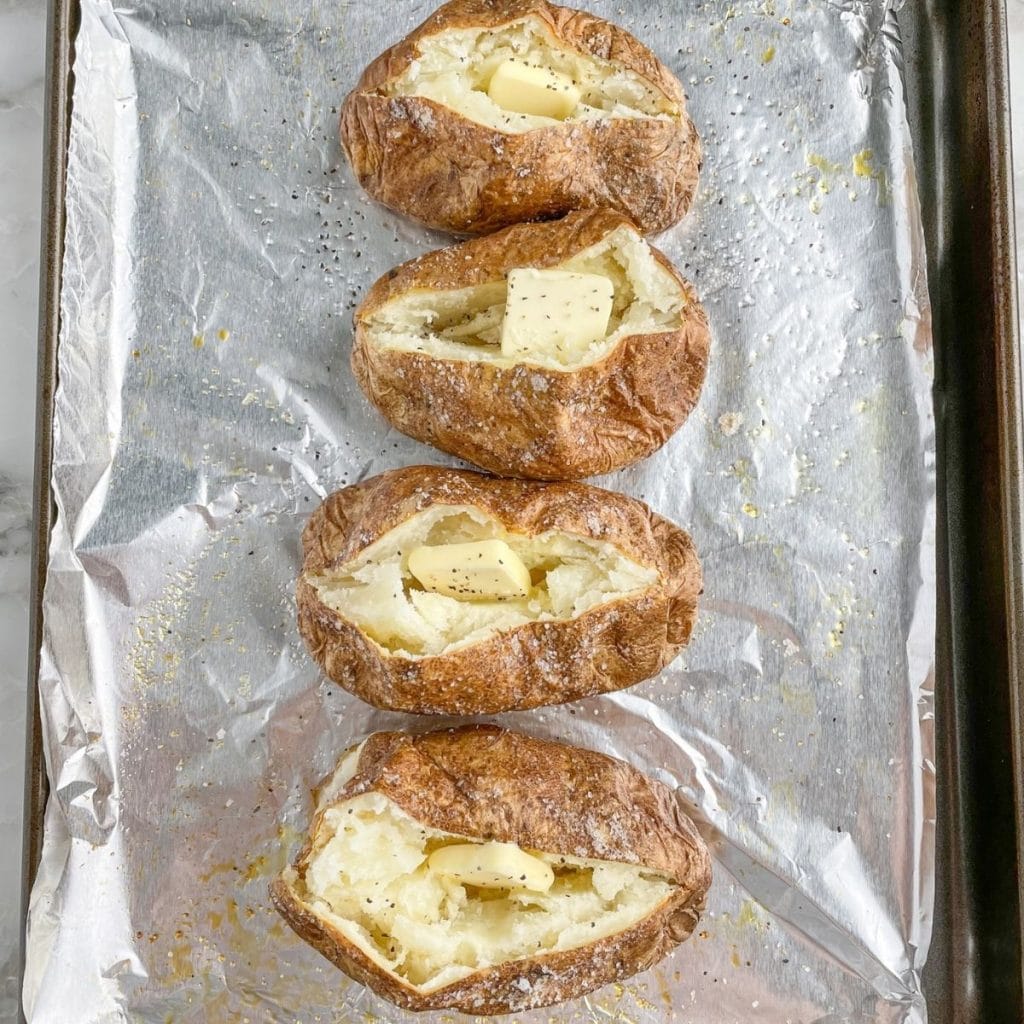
19,0,1024,1020
20,0,77,1013
903,1,1024,1020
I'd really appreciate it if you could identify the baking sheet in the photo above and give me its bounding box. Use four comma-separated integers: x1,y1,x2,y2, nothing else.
21,0,935,1021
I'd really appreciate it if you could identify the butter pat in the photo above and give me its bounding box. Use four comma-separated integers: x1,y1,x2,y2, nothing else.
428,841,555,892
501,268,615,361
487,59,580,120
407,540,531,600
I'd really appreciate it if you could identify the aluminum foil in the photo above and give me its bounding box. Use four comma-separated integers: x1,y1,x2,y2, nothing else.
23,0,934,1020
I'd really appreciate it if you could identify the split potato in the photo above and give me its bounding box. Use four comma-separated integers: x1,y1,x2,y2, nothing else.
340,0,701,235
352,209,710,480
297,465,701,715
271,725,712,1014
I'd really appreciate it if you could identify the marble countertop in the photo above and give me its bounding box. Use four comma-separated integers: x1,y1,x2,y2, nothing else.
0,0,47,1016
1,1,1022,1020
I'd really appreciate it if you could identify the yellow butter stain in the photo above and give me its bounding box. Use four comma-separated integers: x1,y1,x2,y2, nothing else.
620,985,655,1011
852,149,874,177
217,328,231,342
198,861,237,883
771,780,798,815
828,620,845,650
242,855,268,883
851,149,891,204
742,502,760,518
654,968,674,1007
166,942,193,981
731,946,742,967
726,457,755,496
761,45,776,64
737,899,765,930
192,333,205,349
806,152,843,177
760,0,796,18
805,152,848,212
780,680,816,716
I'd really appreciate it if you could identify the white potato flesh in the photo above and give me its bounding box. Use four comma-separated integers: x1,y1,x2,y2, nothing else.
301,792,673,992
307,504,658,658
388,18,677,134
362,224,686,370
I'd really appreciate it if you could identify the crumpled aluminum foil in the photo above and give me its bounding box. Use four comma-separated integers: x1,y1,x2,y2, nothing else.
23,0,934,1021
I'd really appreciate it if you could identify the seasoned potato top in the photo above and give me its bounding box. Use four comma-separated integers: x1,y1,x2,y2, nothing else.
387,16,680,134
307,503,658,657
340,2,701,235
358,218,693,371
275,726,712,1002
296,790,675,991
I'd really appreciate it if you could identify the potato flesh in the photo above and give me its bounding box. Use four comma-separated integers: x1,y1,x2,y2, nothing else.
302,792,673,992
364,225,686,370
389,19,677,134
308,504,658,657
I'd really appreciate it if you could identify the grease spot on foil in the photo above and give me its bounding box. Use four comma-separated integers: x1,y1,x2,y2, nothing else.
718,410,744,435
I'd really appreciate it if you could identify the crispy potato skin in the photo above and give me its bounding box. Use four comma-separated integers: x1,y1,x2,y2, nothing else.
297,466,701,714
352,209,710,480
271,725,712,1013
339,0,701,235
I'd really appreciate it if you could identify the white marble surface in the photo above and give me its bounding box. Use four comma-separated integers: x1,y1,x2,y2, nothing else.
0,0,46,1019
0,1,1021,1021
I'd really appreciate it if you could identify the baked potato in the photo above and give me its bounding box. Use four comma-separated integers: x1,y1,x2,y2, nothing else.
339,0,701,235
297,465,701,714
271,725,712,1014
352,209,710,480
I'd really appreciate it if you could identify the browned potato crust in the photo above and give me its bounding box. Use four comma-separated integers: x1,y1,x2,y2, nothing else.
340,0,701,235
271,725,712,1013
297,466,701,714
352,209,710,480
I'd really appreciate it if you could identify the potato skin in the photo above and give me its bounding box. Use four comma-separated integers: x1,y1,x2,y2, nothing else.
339,0,701,235
271,725,712,1014
352,209,710,480
297,466,701,715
